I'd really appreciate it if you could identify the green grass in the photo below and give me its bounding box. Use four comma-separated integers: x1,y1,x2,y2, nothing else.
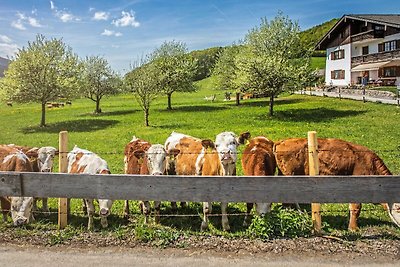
310,57,326,70
1,77,400,242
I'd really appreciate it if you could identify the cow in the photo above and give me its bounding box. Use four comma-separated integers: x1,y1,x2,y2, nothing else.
165,131,250,231
6,145,57,213
124,136,179,223
273,137,396,230
241,136,277,226
0,145,35,226
67,145,113,230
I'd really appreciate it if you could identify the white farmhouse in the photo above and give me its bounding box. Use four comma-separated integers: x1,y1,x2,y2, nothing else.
316,14,400,86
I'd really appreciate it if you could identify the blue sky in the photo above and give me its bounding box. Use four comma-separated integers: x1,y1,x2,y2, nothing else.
1,0,399,74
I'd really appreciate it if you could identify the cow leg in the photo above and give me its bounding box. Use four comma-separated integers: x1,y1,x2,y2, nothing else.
33,198,38,212
124,200,130,218
100,216,108,228
201,202,212,231
180,202,187,208
85,199,95,231
349,203,361,231
154,201,161,224
141,201,151,224
42,198,49,215
171,202,177,212
243,203,254,227
221,202,230,231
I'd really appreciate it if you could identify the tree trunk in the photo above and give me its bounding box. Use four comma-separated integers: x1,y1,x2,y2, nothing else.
236,92,240,106
95,96,101,114
40,102,46,127
144,108,149,127
269,94,274,116
167,93,172,110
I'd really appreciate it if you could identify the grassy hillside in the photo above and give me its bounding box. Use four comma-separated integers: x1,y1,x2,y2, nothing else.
300,18,339,51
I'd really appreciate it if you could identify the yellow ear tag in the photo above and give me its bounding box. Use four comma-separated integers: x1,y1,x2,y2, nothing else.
29,157,36,162
138,158,144,165
207,147,213,153
245,140,250,146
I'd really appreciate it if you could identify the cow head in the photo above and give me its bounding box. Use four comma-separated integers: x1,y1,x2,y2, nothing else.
214,131,250,164
97,169,113,227
26,146,57,173
138,144,180,175
10,197,34,226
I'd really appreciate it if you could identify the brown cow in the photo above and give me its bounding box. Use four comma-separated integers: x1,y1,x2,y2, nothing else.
0,145,35,226
274,138,396,230
124,136,179,223
165,131,250,231
241,136,276,225
67,145,113,230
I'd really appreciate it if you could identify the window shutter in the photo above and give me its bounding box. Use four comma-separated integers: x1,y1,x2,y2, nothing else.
378,43,384,52
330,52,335,60
331,71,334,79
341,70,345,79
396,40,400,50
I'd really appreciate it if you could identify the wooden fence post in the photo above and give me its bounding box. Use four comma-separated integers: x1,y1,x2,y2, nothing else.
308,131,322,234
58,131,68,229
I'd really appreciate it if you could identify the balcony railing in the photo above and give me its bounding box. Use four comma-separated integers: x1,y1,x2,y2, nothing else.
351,49,400,66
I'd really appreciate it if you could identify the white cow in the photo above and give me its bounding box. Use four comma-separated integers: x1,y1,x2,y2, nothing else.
67,145,113,230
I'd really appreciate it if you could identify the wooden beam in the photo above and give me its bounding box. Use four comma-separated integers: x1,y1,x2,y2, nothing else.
0,172,399,203
308,131,322,234
58,131,68,230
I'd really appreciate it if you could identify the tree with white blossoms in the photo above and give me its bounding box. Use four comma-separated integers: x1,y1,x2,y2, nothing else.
80,55,122,114
235,12,312,116
125,56,162,126
0,34,81,126
151,40,197,110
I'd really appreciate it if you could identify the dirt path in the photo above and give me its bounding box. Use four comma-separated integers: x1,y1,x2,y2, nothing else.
0,244,399,267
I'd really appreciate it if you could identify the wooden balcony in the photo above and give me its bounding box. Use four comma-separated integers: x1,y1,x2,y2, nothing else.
352,49,400,67
350,29,384,43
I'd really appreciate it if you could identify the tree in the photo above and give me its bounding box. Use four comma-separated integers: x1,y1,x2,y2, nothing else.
125,57,161,126
151,41,197,110
190,47,223,81
212,45,242,105
236,13,312,116
0,34,80,126
80,56,121,114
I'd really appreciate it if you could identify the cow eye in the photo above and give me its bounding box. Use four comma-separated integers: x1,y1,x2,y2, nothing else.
12,205,17,211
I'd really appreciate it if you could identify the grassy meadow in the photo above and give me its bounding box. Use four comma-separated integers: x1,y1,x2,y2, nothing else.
0,76,399,241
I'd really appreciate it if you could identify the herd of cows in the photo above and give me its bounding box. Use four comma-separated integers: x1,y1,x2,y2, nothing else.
0,131,399,231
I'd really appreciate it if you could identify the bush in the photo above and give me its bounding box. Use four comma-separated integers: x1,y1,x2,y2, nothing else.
247,206,312,239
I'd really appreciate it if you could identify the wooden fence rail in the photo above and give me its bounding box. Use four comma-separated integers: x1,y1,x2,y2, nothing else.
0,172,399,203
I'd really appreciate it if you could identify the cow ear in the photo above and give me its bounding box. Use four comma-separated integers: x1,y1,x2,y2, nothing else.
237,131,251,145
201,140,215,150
168,149,180,159
133,150,146,159
25,149,38,159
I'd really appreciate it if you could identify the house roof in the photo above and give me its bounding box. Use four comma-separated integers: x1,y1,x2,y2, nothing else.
315,14,400,50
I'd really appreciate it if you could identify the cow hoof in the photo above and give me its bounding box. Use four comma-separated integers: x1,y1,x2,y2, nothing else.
222,223,230,232
200,221,208,231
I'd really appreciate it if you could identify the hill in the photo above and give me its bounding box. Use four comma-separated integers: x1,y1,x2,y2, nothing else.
300,18,339,55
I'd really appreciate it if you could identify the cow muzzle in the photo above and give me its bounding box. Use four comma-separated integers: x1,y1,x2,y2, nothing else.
14,216,28,226
151,172,163,176
100,208,110,217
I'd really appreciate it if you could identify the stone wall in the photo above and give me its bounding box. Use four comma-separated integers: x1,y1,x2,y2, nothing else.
316,87,397,99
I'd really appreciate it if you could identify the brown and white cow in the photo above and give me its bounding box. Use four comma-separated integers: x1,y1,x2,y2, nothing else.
273,138,397,230
241,136,277,225
124,136,179,223
6,144,57,213
0,145,34,226
67,145,113,230
165,131,250,231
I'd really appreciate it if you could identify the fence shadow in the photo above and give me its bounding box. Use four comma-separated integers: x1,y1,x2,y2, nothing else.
21,119,119,134
261,108,365,122
157,105,227,113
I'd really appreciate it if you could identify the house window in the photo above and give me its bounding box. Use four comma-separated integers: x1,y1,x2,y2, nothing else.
362,46,369,55
331,70,345,80
331,49,345,60
375,25,385,31
383,67,397,77
378,40,398,52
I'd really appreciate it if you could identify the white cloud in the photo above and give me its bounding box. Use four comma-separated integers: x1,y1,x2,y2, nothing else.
101,29,122,37
0,35,12,43
11,12,42,30
93,11,109,21
11,20,26,30
32,9,38,15
0,43,19,57
112,11,140,27
50,1,80,23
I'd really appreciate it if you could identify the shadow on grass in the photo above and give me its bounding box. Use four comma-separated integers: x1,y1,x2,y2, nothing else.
157,105,227,113
21,119,119,134
258,108,365,122
229,98,304,108
79,109,136,117
158,202,248,233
